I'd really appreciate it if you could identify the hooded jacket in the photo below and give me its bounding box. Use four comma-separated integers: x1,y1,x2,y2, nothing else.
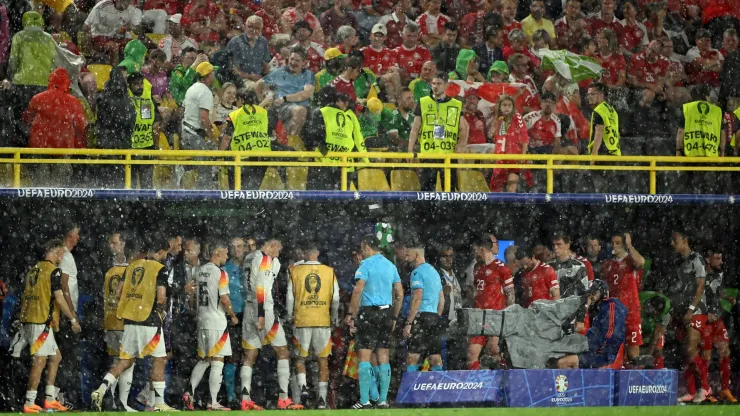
96,67,136,149
118,40,148,74
23,68,87,149
8,11,57,86
448,49,478,81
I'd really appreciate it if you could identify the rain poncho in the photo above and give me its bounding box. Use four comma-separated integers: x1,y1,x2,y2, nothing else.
96,68,136,149
118,40,148,74
448,49,479,81
0,4,9,65
8,11,57,86
23,68,87,149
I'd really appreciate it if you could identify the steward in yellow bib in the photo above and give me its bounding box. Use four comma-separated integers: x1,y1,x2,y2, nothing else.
587,82,622,157
676,85,726,157
408,72,470,191
304,87,368,190
127,73,159,189
20,239,80,414
285,242,339,406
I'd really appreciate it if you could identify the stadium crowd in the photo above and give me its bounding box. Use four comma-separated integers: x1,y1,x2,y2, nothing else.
2,0,740,191
0,220,738,411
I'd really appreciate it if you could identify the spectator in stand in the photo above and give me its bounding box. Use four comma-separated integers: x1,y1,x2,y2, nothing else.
661,37,692,109
686,29,724,89
449,49,485,82
212,82,237,124
282,0,325,44
377,0,412,49
316,48,346,91
487,60,509,82
445,0,479,23
0,3,8,79
131,0,169,34
720,28,739,57
293,21,326,74
521,0,557,48
556,0,589,52
530,29,552,58
181,62,219,188
488,94,529,192
394,22,431,83
256,46,315,138
595,28,628,109
254,0,284,42
473,26,504,78
180,0,223,43
380,88,416,150
588,0,623,39
503,29,541,69
158,14,198,66
463,90,487,145
355,0,393,44
24,68,87,186
409,60,435,103
458,0,501,48
96,68,136,185
524,92,562,154
430,22,460,75
500,0,522,47
328,54,362,105
628,40,669,107
361,24,402,103
83,0,142,65
644,1,670,41
170,48,208,106
269,36,293,72
320,0,358,45
700,0,740,49
508,53,540,114
228,15,272,86
143,49,171,105
336,25,359,54
416,0,451,47
620,0,648,57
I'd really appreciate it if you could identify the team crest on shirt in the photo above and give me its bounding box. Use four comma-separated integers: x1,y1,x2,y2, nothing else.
131,267,145,288
414,53,421,60
485,269,492,276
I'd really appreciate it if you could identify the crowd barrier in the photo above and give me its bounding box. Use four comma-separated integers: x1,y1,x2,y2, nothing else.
395,369,678,407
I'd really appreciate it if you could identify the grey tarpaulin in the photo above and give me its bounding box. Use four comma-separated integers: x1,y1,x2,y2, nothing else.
461,296,589,369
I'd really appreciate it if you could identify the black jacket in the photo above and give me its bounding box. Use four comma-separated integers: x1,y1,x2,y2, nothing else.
96,68,136,149
472,43,504,79
431,43,461,74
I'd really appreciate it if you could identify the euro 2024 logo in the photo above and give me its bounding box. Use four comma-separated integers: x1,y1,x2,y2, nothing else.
555,375,568,393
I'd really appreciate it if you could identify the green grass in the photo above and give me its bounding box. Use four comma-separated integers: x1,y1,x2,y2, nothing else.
2,408,733,416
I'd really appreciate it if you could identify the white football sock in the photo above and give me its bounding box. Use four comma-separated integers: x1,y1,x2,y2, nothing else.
209,361,224,405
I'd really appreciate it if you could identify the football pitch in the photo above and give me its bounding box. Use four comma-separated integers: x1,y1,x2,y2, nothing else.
0,408,730,416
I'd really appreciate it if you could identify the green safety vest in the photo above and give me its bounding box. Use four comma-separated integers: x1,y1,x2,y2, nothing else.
418,96,463,154
320,106,359,164
588,101,621,156
229,105,270,151
683,101,721,157
129,80,155,149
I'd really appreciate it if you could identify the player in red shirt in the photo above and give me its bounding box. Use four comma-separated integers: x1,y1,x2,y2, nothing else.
488,95,531,192
393,22,431,82
627,40,669,107
467,235,514,370
601,232,645,363
517,245,560,307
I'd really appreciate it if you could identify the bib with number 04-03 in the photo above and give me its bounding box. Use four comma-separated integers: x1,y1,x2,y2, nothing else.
433,122,445,140
141,103,152,119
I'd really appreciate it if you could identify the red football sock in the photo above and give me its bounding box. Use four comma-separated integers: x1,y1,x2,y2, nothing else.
468,361,480,370
721,357,731,391
684,362,697,394
693,355,710,391
654,356,664,369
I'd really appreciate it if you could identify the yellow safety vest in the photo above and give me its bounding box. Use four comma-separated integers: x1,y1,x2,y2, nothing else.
20,261,60,330
320,106,360,164
117,259,162,323
104,265,127,331
290,263,336,328
732,108,740,147
588,101,621,156
683,101,721,157
129,80,155,149
419,96,463,154
229,105,270,151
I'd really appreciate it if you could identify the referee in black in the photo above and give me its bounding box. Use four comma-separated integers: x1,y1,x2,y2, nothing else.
403,241,445,372
345,235,404,409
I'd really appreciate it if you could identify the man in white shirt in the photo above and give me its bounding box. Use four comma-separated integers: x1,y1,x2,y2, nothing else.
56,221,81,408
83,0,143,64
158,14,198,65
181,62,218,189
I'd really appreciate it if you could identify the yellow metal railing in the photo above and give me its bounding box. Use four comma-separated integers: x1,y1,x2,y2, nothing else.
1,148,740,193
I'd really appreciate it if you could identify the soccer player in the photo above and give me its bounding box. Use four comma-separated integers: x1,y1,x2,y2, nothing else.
222,237,247,407
240,239,302,410
671,230,710,403
701,248,736,403
286,242,339,409
102,232,133,410
183,240,239,410
345,235,404,409
517,246,560,308
551,233,589,332
21,239,81,413
601,233,645,363
467,236,514,370
91,237,176,412
640,291,671,369
403,241,444,372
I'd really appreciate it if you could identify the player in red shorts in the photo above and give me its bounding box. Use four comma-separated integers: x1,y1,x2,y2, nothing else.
701,248,737,403
516,245,560,308
671,230,711,403
466,235,514,370
601,232,645,364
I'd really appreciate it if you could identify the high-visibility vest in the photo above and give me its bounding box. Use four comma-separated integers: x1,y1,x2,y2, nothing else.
228,105,270,151
418,96,463,154
682,100,721,157
129,80,155,149
588,101,621,156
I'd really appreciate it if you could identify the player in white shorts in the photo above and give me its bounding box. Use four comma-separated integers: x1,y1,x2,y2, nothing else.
286,242,339,409
240,239,303,410
183,240,239,411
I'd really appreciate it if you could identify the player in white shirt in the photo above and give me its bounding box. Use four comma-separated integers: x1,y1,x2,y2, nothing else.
240,239,303,410
183,241,239,411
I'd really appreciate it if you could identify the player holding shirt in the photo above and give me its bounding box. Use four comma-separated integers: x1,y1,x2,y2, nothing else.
240,239,302,410
517,246,560,307
467,236,514,370
183,241,239,411
601,232,645,363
